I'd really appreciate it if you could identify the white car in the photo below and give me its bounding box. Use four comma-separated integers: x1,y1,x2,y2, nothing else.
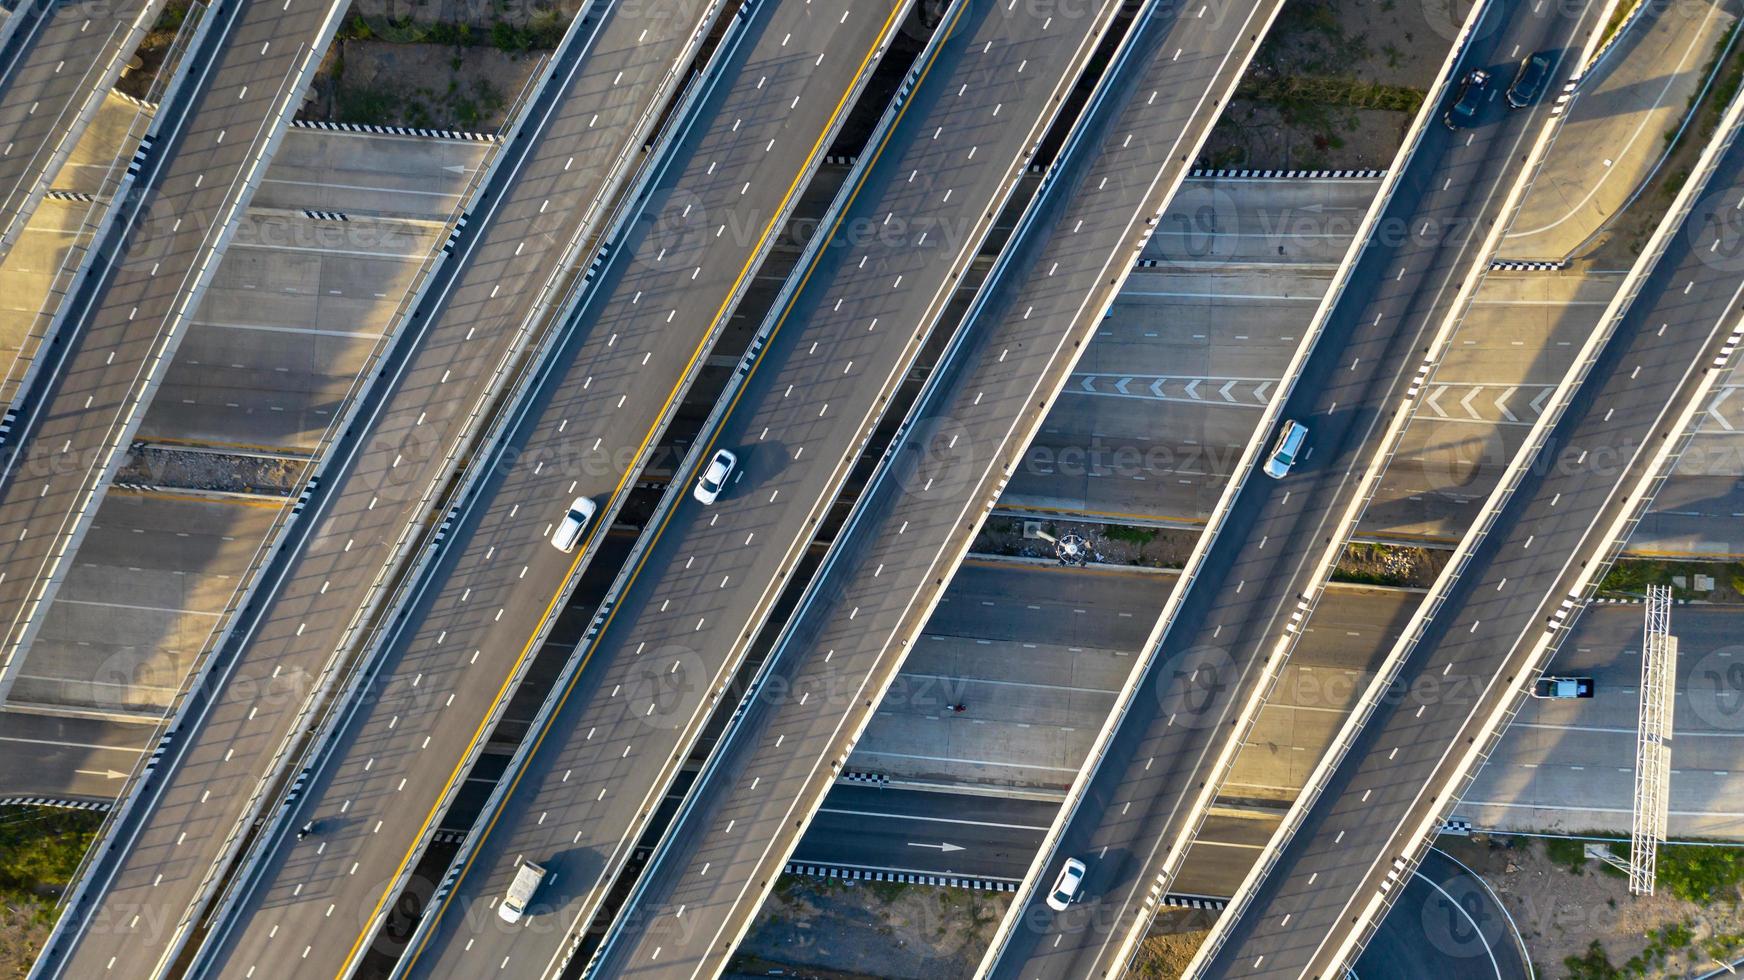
1263,420,1308,480
549,497,597,553
693,448,737,505
1046,857,1087,911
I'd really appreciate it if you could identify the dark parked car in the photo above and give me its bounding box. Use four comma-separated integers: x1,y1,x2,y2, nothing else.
1444,68,1491,129
1507,52,1553,108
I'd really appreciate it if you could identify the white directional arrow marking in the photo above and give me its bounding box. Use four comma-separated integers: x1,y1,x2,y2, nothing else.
443,164,468,174
1530,387,1552,414
1459,387,1482,419
1184,380,1201,400
908,842,965,853
1426,385,1449,418
76,768,128,780
1151,378,1167,397
1710,386,1736,431
1253,381,1271,403
1115,377,1132,395
1219,380,1238,402
1493,386,1517,422
1080,375,1098,394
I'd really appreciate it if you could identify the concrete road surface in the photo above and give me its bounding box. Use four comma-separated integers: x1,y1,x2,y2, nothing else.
0,0,162,261
1459,605,1744,840
988,0,1604,975
0,0,348,705
1501,0,1742,262
195,1,916,977
0,709,151,799
551,0,1282,975
26,0,722,976
392,0,1133,975
1196,71,1744,980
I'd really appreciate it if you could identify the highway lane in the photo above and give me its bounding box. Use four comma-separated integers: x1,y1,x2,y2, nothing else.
1460,605,1744,840
25,1,727,976
1193,80,1744,980
0,709,150,800
192,1,918,976
396,0,1137,975
985,0,1610,976
794,785,1054,881
0,0,351,706
587,0,1285,975
0,0,164,261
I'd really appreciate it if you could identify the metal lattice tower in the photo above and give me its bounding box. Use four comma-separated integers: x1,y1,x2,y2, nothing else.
1631,585,1676,896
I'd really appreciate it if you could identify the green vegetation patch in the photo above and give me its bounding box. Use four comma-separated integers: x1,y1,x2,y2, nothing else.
1653,843,1744,904
0,805,104,920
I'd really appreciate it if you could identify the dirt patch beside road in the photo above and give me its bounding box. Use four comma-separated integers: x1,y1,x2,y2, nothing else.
730,877,1009,980
1441,834,1744,977
1198,0,1447,171
303,38,534,131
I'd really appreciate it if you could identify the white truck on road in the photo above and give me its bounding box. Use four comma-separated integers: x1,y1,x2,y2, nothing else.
498,861,547,923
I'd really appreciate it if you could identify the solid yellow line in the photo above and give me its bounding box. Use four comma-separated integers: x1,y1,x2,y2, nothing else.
345,3,914,974
397,1,968,971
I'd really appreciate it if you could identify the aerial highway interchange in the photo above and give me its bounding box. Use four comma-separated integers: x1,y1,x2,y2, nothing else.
0,0,1740,976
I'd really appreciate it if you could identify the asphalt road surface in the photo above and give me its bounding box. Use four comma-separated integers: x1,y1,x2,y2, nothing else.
1350,849,1531,980
391,0,1133,975
1198,79,1744,980
24,1,720,975
588,1,1289,975
192,1,917,976
987,0,1610,976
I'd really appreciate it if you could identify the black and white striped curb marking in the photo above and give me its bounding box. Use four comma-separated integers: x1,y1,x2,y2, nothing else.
303,209,349,221
784,863,1017,892
442,212,470,254
1188,167,1387,180
840,770,889,787
1591,594,1689,606
0,797,113,811
125,134,155,179
45,189,96,202
1441,819,1473,836
1163,894,1228,910
1491,258,1565,272
290,118,500,143
113,91,155,112
291,476,320,515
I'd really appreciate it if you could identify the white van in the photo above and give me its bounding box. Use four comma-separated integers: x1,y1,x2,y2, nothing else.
549,497,597,553
498,860,546,923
